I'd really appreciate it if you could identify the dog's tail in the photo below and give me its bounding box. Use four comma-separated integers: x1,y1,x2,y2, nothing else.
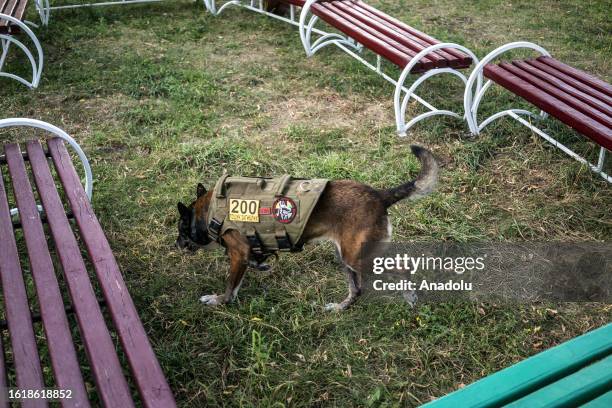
381,145,438,208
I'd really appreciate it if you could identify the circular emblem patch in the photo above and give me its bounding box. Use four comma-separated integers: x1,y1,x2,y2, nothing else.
272,197,297,224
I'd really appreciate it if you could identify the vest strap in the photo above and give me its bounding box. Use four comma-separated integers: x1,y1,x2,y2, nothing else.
275,229,292,251
208,217,223,242
246,228,264,255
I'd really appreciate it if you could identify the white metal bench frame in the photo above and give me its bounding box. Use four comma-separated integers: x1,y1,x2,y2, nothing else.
34,0,166,25
0,13,44,88
0,118,94,216
203,0,481,137
463,41,610,183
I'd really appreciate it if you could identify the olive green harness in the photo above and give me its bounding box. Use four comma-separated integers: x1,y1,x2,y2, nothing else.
207,174,328,254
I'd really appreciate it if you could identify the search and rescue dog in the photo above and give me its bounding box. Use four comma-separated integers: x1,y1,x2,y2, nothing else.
176,146,438,311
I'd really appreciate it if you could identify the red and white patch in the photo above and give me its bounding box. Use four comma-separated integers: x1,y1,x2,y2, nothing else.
272,197,297,224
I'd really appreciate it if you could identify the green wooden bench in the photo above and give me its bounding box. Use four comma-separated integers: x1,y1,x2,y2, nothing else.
422,323,612,408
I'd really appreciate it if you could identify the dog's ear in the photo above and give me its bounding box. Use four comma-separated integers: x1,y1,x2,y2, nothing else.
177,202,190,217
197,183,207,198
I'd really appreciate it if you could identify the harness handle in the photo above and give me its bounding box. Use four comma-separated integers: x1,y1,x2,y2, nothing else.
274,174,292,196
214,173,230,198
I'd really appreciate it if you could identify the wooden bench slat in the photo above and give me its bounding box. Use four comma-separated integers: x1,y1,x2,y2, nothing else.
538,56,612,98
47,138,177,408
347,1,468,68
422,323,612,407
27,140,136,408
24,141,96,408
525,59,612,107
321,2,437,69
310,3,413,69
506,355,612,407
499,62,612,128
0,146,47,408
328,1,440,66
512,60,612,118
484,64,612,150
353,0,472,66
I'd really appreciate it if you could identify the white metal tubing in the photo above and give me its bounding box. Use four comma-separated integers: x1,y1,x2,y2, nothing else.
49,0,164,10
464,41,551,134
34,0,51,25
0,38,9,69
597,147,606,172
0,14,44,88
509,112,611,183
402,110,463,136
0,35,37,87
393,42,479,136
477,109,541,132
399,67,468,132
0,118,94,217
203,0,240,16
298,0,317,55
332,41,438,112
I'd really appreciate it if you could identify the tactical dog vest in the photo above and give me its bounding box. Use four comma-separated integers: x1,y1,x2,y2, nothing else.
207,174,328,253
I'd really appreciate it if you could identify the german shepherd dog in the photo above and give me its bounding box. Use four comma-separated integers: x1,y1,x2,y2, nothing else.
176,146,438,311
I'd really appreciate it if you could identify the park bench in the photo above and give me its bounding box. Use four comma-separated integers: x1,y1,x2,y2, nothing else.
422,323,612,407
0,118,176,407
203,0,480,136
1,0,43,88
464,42,611,183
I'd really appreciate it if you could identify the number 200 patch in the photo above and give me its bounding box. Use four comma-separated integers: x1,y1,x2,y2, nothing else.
228,199,260,222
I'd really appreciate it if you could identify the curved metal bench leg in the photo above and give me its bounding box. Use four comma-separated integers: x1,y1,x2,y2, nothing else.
203,0,241,16
464,41,551,135
34,0,51,26
298,0,360,57
0,14,44,89
0,118,94,216
464,42,610,183
394,43,480,137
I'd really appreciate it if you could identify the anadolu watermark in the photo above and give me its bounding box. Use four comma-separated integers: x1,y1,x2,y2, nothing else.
358,242,611,303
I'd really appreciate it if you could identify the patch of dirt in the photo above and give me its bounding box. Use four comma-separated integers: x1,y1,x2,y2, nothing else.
264,88,393,133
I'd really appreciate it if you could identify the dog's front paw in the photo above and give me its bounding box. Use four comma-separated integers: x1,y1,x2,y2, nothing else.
199,294,225,306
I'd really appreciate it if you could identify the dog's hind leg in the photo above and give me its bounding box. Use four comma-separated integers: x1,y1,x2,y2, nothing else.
325,262,361,312
325,238,367,312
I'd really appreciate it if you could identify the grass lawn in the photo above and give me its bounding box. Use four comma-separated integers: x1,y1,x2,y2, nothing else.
1,0,611,406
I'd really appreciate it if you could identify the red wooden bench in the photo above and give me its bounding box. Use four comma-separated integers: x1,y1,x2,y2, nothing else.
0,0,43,88
0,119,176,407
464,42,611,183
203,0,479,136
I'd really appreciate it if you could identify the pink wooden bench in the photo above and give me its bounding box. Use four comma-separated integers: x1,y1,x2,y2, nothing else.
0,119,176,407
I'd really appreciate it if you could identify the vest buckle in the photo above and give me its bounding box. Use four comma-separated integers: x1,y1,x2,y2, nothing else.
275,230,293,252
208,218,223,241
246,229,264,255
